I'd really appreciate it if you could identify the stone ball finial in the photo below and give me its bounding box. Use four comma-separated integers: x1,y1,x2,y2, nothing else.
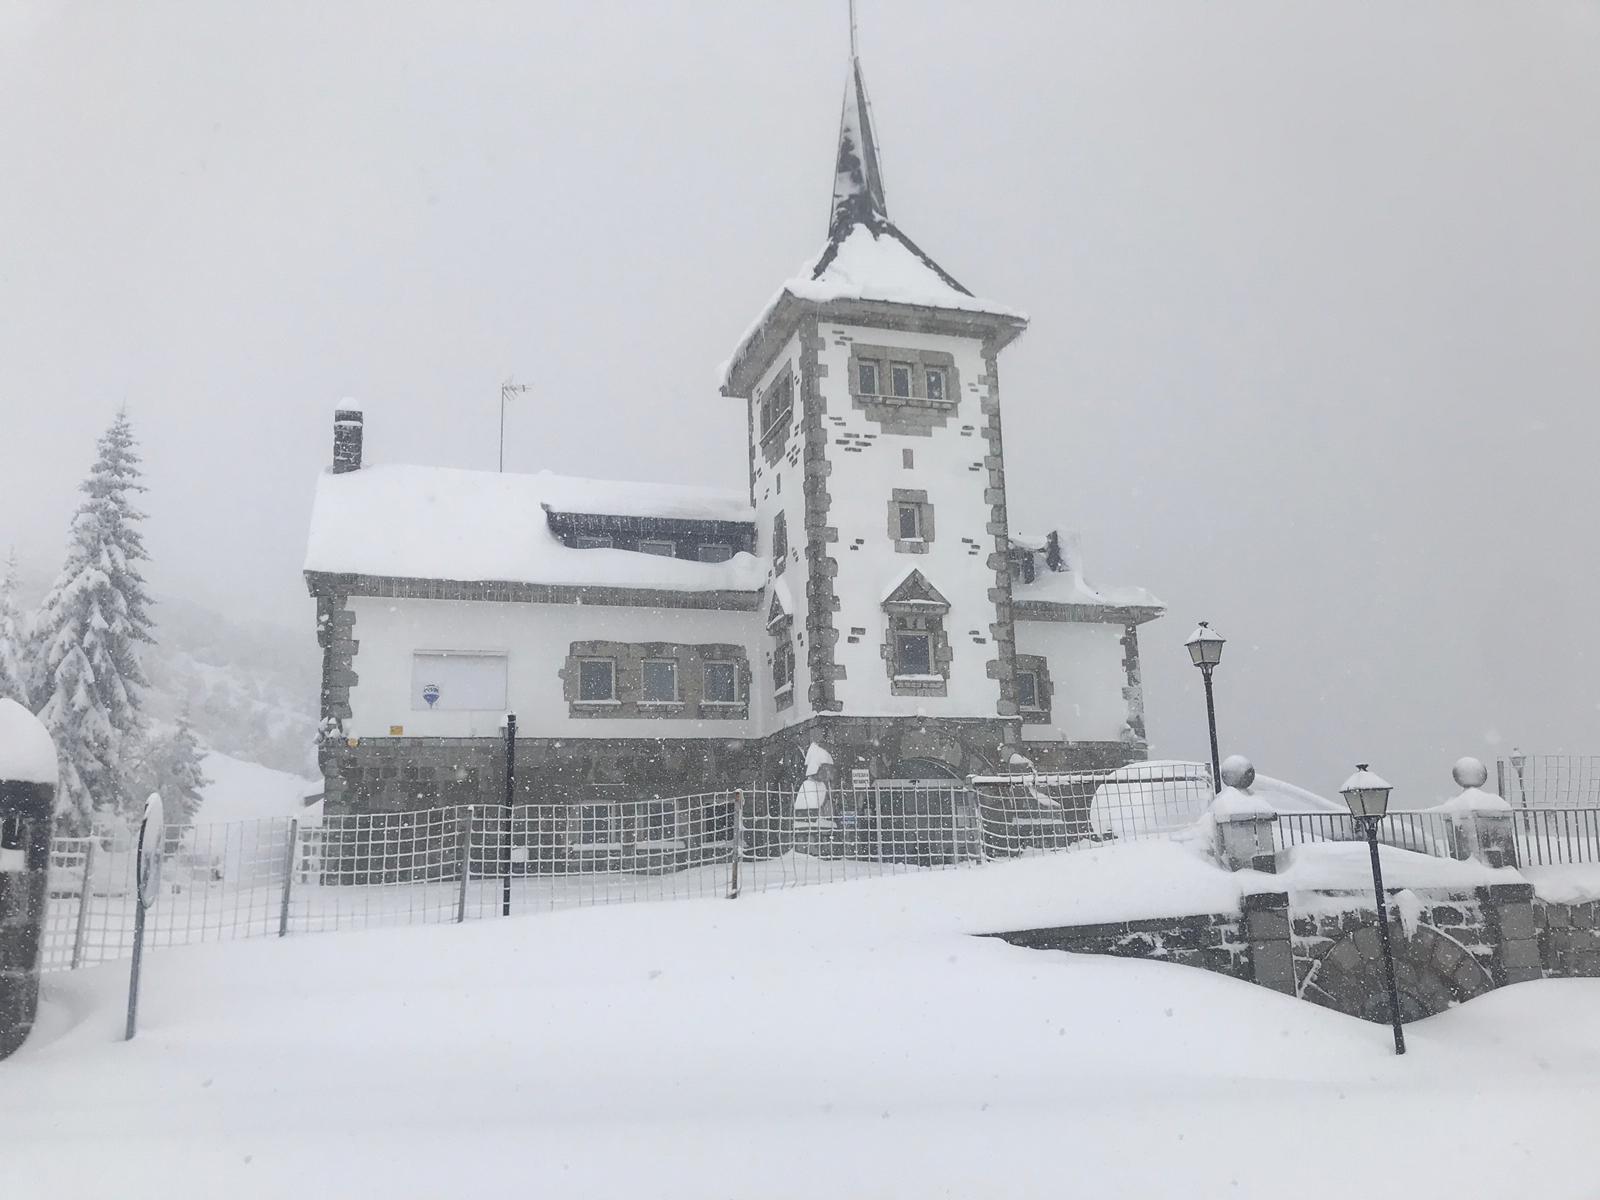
1452,756,1489,789
1220,755,1256,790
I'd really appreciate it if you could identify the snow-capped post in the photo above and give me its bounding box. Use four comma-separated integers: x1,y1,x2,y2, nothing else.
0,699,58,1060
1430,758,1517,869
332,406,363,474
501,714,517,917
125,791,165,1042
1183,623,1226,793
1209,756,1278,873
1338,765,1405,1056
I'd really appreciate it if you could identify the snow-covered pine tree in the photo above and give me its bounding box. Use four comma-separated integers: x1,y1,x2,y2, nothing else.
129,705,210,847
30,410,157,830
0,550,28,705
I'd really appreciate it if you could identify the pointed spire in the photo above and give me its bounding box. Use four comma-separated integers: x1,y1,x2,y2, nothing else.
829,54,888,239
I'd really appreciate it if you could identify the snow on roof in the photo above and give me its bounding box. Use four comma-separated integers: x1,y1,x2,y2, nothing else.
792,225,1019,317
0,698,57,786
1012,532,1163,611
305,465,765,592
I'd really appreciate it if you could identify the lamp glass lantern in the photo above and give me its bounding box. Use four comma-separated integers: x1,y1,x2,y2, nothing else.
1185,622,1225,669
1340,764,1393,821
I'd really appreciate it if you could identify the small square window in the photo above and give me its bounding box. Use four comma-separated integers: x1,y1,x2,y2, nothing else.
897,504,922,541
578,658,615,702
890,363,913,398
642,660,679,703
896,633,932,676
574,535,612,550
858,361,880,396
638,539,676,557
925,368,946,402
697,543,732,563
1017,670,1040,710
704,661,739,704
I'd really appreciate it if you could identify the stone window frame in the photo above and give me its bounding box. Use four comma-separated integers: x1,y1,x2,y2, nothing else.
574,534,613,550
858,359,880,397
702,660,742,707
757,364,796,465
881,570,953,698
1013,653,1054,724
640,658,681,706
638,539,676,558
563,642,751,720
697,543,733,563
768,605,796,712
848,343,961,435
771,510,788,575
576,657,618,704
887,488,935,555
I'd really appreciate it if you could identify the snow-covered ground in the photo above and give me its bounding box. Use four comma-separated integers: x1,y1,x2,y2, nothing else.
5,855,1598,1200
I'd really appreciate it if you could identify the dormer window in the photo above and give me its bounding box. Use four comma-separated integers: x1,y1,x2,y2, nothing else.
881,569,951,697
890,362,913,398
858,360,880,396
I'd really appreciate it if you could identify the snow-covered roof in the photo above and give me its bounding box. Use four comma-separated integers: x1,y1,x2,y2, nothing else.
305,465,765,592
0,698,57,786
1011,532,1164,614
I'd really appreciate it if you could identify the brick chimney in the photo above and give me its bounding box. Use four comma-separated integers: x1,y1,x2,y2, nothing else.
332,408,363,474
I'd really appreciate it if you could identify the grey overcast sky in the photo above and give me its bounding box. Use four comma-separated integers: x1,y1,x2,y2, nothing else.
2,0,1598,802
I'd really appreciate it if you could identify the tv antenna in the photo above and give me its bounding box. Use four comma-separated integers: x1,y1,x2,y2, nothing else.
499,378,530,472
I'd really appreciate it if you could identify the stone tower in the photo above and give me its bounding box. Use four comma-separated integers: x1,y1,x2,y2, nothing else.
721,52,1030,781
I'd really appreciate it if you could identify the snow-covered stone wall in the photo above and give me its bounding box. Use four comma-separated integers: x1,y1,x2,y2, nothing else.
342,596,767,740
1016,620,1130,744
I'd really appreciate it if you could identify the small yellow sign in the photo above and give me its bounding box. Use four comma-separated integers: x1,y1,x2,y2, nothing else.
389,725,404,736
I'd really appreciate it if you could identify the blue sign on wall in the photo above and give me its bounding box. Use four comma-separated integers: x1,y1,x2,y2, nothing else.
422,683,441,709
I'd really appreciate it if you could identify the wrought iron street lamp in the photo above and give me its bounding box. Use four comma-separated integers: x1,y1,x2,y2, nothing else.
1339,763,1406,1056
1184,622,1225,792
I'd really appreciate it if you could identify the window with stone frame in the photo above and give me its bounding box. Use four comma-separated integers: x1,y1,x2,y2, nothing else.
857,359,881,397
771,510,788,575
697,543,732,563
638,539,676,557
577,658,616,702
703,660,740,705
881,569,952,697
758,367,794,444
848,343,961,435
641,659,679,704
889,361,913,398
887,489,935,553
574,534,613,549
897,503,921,541
924,366,947,402
1012,653,1053,723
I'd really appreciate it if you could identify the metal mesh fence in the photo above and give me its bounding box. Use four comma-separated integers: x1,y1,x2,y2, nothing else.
1496,756,1600,810
39,762,1600,974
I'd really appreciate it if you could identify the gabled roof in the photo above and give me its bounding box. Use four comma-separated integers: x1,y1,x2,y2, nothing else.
881,567,951,612
721,55,1026,396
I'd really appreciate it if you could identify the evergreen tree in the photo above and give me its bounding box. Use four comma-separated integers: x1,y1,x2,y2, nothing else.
129,706,210,848
0,550,27,705
30,410,156,829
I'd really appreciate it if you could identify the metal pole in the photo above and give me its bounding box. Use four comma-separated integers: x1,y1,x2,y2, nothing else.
502,713,517,917
457,809,473,923
277,819,298,938
125,902,146,1041
1365,818,1406,1055
70,838,96,969
1201,665,1222,793
727,791,743,900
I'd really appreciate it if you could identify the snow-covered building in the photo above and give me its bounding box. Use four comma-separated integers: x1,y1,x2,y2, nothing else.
305,52,1162,815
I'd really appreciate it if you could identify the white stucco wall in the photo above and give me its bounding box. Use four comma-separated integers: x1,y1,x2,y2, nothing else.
816,321,1005,718
1016,619,1131,744
344,596,767,740
747,330,813,727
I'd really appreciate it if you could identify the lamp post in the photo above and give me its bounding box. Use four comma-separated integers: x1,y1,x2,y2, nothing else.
1339,764,1405,1056
1184,622,1225,792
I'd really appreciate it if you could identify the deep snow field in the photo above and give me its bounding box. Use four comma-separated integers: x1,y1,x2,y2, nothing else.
3,854,1598,1200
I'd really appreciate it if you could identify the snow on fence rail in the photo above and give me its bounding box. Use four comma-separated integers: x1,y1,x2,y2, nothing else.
43,766,1595,973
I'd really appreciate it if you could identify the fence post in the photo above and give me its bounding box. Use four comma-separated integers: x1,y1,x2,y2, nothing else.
277,819,298,938
502,714,517,917
727,791,743,900
457,808,473,923
70,838,96,969
950,788,959,866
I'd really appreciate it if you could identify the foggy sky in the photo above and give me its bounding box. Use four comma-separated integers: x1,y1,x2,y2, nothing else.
3,0,1598,803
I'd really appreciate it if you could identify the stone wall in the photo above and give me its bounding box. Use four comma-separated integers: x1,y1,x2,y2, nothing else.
0,783,54,1060
991,911,1250,979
